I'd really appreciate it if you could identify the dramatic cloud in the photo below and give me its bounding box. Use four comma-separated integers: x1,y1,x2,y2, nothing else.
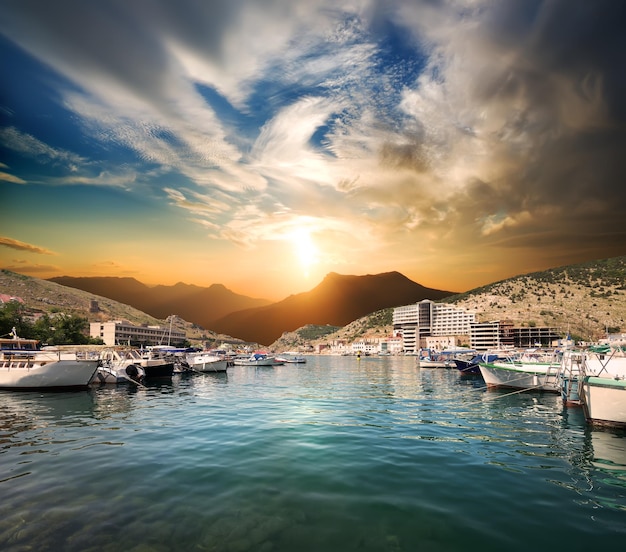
1,0,624,295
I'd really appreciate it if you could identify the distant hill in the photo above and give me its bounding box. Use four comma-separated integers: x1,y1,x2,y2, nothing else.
5,255,626,349
47,271,454,345
211,271,455,345
48,276,272,329
445,255,626,342
0,270,234,346
270,255,626,351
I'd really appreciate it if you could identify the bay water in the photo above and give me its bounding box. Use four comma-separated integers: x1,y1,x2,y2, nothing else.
1,355,625,551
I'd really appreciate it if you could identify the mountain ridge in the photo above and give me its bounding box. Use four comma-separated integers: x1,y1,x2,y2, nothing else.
48,275,272,327
210,271,455,344
3,255,625,348
276,255,626,351
47,271,455,345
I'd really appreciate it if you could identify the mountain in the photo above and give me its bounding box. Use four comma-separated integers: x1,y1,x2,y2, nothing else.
5,255,626,349
48,276,272,329
446,255,626,342
211,271,455,345
0,270,235,346
273,255,626,351
47,272,454,345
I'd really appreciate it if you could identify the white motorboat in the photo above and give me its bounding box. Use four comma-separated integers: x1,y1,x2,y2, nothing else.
575,345,626,428
97,348,174,380
416,349,455,368
185,351,228,373
478,351,562,392
275,352,306,364
90,362,146,385
233,353,278,366
0,336,100,390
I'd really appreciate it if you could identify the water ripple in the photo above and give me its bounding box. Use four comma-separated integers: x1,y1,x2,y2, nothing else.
0,358,625,551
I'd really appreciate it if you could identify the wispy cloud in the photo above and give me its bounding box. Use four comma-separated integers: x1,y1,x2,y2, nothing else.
3,262,60,274
0,237,57,255
0,171,26,184
0,127,85,168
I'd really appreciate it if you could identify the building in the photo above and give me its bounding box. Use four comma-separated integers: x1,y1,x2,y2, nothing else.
469,321,506,351
90,320,186,347
469,320,560,351
393,300,477,354
0,294,24,304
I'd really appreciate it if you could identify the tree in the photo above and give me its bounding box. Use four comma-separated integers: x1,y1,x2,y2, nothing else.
47,314,90,345
32,314,54,343
0,302,33,339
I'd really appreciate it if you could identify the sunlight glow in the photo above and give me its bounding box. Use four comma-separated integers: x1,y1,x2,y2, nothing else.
289,227,320,276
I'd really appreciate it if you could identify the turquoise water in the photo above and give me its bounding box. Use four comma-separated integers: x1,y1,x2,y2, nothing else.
1,355,625,551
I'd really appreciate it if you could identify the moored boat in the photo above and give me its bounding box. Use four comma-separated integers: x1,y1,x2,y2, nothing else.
575,345,626,428
233,352,279,366
185,351,229,372
478,351,562,392
97,348,174,381
452,352,501,375
0,335,100,390
275,352,307,364
416,348,455,368
91,362,145,385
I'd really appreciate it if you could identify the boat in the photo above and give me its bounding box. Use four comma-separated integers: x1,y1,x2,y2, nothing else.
275,352,307,364
136,349,176,378
575,345,626,428
233,352,279,366
97,348,174,380
478,350,562,392
91,362,146,385
453,352,502,375
0,334,100,390
185,351,229,373
416,348,456,368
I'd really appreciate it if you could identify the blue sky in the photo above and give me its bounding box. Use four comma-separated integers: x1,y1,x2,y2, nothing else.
1,0,625,300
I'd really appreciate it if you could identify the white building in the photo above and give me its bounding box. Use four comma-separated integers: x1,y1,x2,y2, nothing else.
90,320,186,347
351,339,381,355
393,300,476,354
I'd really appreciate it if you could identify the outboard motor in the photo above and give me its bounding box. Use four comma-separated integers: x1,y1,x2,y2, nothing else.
125,364,143,383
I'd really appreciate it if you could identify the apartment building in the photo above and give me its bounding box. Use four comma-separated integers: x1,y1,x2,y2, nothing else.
393,300,476,354
469,320,560,350
90,320,186,347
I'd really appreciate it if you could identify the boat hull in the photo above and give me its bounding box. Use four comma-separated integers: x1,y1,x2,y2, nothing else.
90,363,145,385
142,362,174,378
479,362,560,392
233,359,277,366
453,359,480,374
233,354,278,366
0,357,100,389
581,376,626,428
276,356,306,364
417,359,454,368
187,355,228,372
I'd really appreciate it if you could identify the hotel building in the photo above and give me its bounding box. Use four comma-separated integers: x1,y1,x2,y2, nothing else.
90,320,186,347
393,300,477,354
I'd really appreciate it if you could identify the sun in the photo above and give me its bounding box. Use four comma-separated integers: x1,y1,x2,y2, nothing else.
289,227,320,275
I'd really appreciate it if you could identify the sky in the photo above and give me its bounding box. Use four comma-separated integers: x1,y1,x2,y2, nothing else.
1,0,625,301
